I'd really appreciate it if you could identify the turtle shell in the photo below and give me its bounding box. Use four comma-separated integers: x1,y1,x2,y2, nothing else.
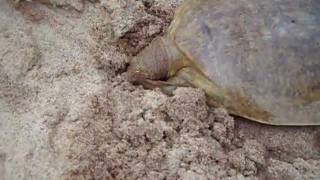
167,0,320,125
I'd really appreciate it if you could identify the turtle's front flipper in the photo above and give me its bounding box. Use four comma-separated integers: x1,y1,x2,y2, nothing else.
158,75,191,95
141,79,179,89
173,67,229,107
140,77,190,95
142,67,230,99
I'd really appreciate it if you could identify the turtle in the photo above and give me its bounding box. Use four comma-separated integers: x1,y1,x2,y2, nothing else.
127,0,320,126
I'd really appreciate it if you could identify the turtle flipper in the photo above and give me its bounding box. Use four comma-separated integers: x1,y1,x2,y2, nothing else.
159,75,191,95
139,77,190,95
173,67,229,106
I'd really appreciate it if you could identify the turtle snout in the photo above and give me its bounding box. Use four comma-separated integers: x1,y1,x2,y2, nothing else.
127,64,148,84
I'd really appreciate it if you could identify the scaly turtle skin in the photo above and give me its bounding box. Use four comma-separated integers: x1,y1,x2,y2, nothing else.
128,0,320,125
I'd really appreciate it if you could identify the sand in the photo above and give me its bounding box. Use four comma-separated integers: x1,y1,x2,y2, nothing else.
0,0,319,179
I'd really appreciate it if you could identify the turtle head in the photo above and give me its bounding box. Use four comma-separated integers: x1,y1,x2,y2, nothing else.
127,56,156,84
128,37,170,85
